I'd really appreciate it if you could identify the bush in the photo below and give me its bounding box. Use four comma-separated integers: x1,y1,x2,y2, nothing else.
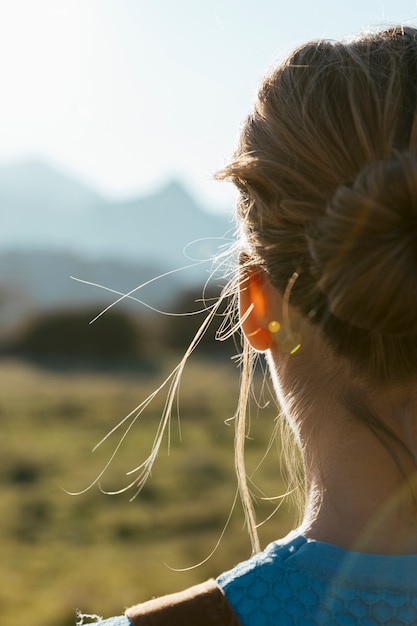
11,308,145,361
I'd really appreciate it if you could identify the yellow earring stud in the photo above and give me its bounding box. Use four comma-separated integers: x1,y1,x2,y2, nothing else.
268,320,281,333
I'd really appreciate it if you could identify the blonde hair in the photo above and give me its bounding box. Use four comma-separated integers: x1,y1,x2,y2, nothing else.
217,25,417,549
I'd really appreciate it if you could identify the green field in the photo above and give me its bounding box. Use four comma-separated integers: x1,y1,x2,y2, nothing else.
0,356,297,626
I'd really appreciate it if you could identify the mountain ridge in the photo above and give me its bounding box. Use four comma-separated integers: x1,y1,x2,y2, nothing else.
0,160,233,332
0,159,232,263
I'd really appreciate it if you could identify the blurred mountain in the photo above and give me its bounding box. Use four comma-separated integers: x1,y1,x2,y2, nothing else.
0,160,233,332
0,159,232,264
0,160,106,247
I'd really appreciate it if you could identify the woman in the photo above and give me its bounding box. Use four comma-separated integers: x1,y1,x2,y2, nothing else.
83,25,417,625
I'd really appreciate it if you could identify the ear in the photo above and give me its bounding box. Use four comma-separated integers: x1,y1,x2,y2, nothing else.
239,268,273,351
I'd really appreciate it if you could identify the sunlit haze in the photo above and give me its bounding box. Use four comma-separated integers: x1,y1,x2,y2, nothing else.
2,0,417,211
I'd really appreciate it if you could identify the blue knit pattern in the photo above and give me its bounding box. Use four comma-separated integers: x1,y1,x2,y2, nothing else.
102,618,130,626
217,533,417,625
82,617,130,626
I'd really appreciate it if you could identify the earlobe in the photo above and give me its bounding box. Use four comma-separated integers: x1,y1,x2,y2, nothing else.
239,268,273,352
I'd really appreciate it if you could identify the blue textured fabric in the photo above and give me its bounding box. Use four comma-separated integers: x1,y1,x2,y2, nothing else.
217,532,417,625
92,616,130,626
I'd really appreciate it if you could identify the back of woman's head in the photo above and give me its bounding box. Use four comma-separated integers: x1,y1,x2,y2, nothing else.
220,25,417,383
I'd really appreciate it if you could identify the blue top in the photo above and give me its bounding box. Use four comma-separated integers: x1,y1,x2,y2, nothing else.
86,531,417,625
217,531,417,625
78,617,130,626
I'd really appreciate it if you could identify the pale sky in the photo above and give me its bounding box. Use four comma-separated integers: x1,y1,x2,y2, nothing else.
2,0,417,211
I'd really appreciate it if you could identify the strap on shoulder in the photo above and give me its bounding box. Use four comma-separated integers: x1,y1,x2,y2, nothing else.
125,578,241,626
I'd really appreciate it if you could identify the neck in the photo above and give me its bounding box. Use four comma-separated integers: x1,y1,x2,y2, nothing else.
298,394,417,554
269,315,417,554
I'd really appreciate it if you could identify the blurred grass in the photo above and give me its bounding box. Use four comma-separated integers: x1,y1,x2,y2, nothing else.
0,356,297,626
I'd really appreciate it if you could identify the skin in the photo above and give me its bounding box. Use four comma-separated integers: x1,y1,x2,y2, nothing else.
240,267,417,555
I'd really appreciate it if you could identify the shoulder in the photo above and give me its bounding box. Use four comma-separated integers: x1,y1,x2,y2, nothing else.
216,533,318,624
217,532,309,591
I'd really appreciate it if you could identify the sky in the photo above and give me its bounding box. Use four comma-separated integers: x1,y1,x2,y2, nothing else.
2,0,417,212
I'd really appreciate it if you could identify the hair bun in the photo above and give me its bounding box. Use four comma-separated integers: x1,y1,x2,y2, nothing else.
309,152,417,336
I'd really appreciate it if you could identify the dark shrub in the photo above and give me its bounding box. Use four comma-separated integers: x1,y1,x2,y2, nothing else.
12,308,144,360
